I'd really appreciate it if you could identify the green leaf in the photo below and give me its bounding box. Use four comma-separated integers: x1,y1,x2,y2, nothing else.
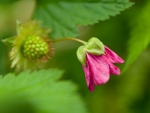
0,69,88,113
33,0,133,38
123,1,150,72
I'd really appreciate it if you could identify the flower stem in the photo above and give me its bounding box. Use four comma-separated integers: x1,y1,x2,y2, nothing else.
52,38,86,45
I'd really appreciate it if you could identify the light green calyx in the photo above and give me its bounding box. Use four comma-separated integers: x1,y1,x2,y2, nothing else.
77,37,105,65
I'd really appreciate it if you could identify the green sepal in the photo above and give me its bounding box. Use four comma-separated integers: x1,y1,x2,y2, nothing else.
76,37,105,65
16,20,21,36
1,36,15,46
77,46,86,66
85,37,105,55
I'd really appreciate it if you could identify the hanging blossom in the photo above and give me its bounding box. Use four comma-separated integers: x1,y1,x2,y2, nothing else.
3,20,53,72
77,37,124,92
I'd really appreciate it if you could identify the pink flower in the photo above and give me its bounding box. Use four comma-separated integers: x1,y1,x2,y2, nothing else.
82,46,124,92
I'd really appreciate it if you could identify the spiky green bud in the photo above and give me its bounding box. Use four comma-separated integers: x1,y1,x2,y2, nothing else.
23,36,49,59
3,20,53,72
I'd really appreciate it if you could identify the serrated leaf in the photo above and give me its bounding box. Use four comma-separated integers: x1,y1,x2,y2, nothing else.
0,69,88,113
123,1,150,72
33,0,133,38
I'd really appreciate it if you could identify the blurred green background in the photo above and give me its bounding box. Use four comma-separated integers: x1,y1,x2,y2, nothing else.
1,0,150,113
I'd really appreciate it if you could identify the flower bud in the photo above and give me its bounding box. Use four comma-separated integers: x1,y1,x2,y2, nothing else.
23,36,49,60
77,37,105,65
3,20,53,72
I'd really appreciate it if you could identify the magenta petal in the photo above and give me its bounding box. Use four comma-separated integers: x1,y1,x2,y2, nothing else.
105,46,124,63
107,61,120,75
82,65,95,92
82,53,110,92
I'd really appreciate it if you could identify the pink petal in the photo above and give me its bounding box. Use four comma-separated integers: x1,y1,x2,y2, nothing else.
82,65,95,92
82,53,110,92
105,46,124,63
107,61,120,75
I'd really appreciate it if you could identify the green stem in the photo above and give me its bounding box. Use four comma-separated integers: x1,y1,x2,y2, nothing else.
52,38,86,45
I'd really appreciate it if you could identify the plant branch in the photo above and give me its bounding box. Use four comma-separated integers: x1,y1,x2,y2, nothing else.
52,38,86,45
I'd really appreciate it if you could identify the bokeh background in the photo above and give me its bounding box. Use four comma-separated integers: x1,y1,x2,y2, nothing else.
0,0,150,113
